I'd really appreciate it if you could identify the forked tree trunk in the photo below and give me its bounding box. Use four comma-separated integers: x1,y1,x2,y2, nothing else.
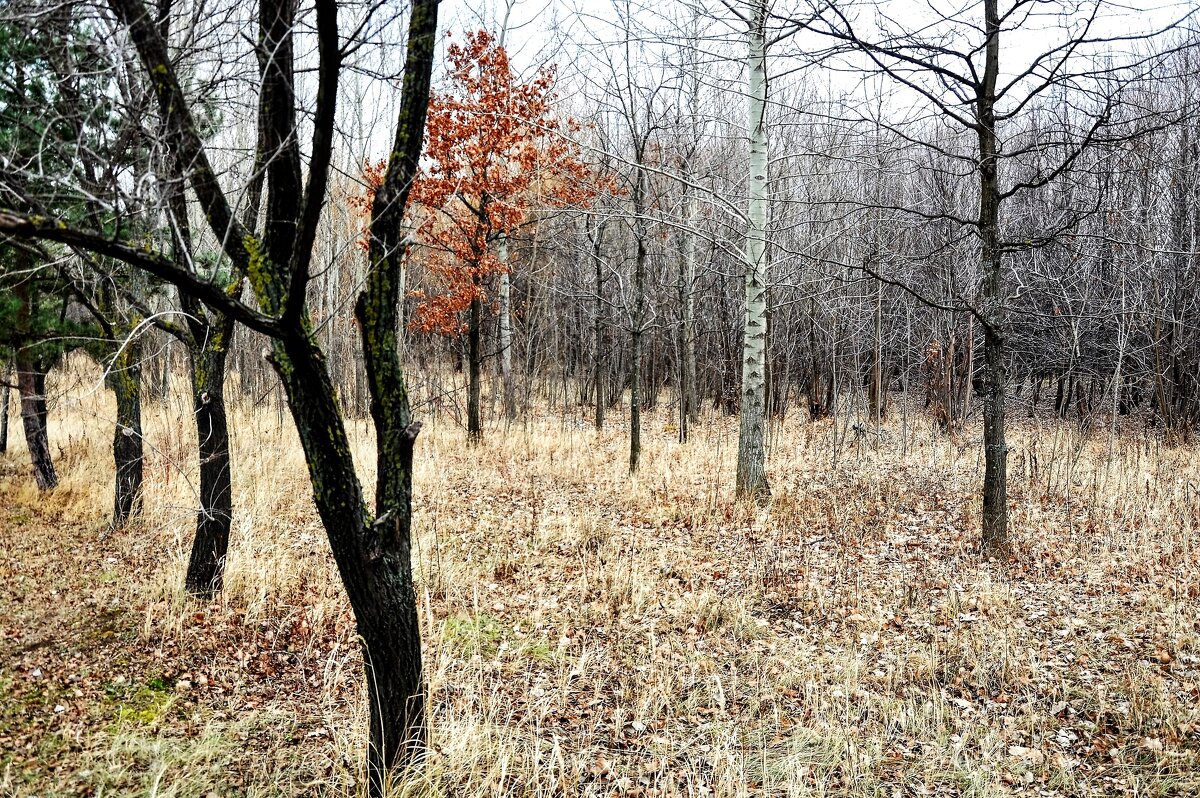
108,339,144,527
183,318,235,597
272,328,424,793
736,0,770,500
91,0,437,791
346,0,440,777
16,354,57,491
467,292,483,442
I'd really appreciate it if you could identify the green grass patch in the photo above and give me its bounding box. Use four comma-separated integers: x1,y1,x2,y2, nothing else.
104,677,174,730
443,613,507,658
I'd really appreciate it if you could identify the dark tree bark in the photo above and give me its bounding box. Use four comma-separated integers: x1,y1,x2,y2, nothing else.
592,220,606,431
628,151,649,474
154,0,262,598
868,281,886,422
107,339,144,527
270,327,426,790
977,0,1009,555
630,232,645,473
4,0,439,789
467,291,482,442
352,0,440,783
10,276,57,490
182,318,235,597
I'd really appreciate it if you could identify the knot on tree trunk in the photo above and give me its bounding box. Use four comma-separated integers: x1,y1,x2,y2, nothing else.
366,510,399,562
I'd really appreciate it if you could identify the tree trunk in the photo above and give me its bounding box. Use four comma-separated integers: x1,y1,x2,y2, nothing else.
630,324,641,472
159,338,172,403
945,330,958,425
0,359,10,454
630,231,646,474
679,189,699,442
467,292,482,442
736,0,770,500
629,139,649,472
593,221,606,431
16,354,57,491
808,302,827,421
107,339,144,527
67,0,440,792
183,318,235,598
273,328,424,794
869,279,884,422
978,0,1008,554
980,325,1008,552
498,234,515,424
682,99,700,433
960,315,974,418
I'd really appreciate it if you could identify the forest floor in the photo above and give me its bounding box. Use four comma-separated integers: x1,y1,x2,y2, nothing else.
2,364,1199,797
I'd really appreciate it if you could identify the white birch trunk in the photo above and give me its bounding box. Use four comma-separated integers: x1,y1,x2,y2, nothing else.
498,233,515,422
736,0,770,499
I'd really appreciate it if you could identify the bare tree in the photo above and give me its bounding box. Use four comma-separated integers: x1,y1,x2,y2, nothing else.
1,0,441,791
734,0,771,498
803,0,1196,551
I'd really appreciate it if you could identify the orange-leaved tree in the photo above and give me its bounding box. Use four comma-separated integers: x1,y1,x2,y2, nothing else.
405,30,604,439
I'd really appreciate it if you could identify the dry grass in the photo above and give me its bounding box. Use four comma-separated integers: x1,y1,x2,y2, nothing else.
1,357,1199,797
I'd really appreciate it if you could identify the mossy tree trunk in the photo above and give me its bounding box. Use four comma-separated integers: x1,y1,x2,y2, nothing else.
268,327,426,790
107,337,143,527
183,315,235,597
251,0,436,784
349,0,440,764
12,0,440,791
